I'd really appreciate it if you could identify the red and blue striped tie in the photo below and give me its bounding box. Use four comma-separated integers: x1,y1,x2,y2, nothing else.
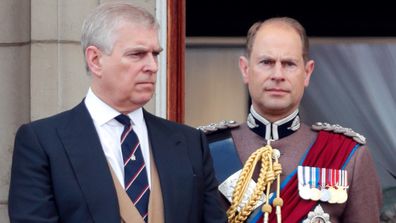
115,114,150,222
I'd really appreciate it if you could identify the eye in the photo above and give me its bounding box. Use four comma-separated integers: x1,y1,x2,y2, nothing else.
282,61,296,67
151,51,161,60
260,59,275,66
152,51,161,57
127,52,145,58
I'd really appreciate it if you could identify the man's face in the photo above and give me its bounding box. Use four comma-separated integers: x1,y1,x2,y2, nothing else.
92,22,162,113
239,22,314,121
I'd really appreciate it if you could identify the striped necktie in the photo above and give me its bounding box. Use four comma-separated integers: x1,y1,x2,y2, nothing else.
115,114,150,222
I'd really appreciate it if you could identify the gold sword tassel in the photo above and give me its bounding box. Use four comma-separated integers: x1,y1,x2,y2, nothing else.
227,140,283,223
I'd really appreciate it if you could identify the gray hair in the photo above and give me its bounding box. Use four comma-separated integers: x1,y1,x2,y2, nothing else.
245,17,310,63
81,2,159,71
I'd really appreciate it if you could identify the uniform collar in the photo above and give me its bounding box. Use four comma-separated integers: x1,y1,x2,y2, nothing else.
247,106,300,140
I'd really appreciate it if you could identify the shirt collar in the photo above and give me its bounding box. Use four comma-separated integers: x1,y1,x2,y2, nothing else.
84,88,144,126
247,106,300,140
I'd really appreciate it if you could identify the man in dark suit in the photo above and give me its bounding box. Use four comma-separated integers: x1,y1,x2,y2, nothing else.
8,2,226,223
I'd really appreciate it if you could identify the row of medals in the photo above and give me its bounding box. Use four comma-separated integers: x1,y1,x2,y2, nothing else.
299,184,348,204
298,166,348,204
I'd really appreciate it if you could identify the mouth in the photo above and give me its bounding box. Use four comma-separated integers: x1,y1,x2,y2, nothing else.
135,82,155,95
265,88,289,95
137,81,155,86
266,87,289,92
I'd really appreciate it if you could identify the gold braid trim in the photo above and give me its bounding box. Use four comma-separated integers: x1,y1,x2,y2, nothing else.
227,144,282,223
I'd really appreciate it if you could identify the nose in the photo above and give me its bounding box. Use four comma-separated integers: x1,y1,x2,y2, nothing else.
143,53,159,73
270,62,285,81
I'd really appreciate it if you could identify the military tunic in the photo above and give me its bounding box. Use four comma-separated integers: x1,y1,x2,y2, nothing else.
228,122,382,223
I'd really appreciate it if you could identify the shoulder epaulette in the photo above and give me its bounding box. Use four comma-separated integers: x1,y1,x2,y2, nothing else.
197,120,240,134
311,122,366,144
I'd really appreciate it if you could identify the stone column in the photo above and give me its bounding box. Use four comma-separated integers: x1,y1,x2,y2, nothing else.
30,0,96,120
0,0,31,221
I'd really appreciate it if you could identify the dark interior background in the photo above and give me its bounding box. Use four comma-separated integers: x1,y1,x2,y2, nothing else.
186,1,396,37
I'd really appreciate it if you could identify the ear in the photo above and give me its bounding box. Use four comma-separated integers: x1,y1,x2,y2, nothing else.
303,60,315,87
239,56,250,84
85,46,103,77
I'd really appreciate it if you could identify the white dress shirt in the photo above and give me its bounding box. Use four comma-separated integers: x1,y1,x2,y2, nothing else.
84,88,151,188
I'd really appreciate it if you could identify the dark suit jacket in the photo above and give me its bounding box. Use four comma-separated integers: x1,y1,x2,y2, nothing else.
8,101,226,223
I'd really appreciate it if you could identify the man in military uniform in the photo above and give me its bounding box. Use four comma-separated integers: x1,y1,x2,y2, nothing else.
200,17,383,223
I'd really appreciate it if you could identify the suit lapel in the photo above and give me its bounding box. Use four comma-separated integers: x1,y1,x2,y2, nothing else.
144,111,192,223
57,101,120,223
